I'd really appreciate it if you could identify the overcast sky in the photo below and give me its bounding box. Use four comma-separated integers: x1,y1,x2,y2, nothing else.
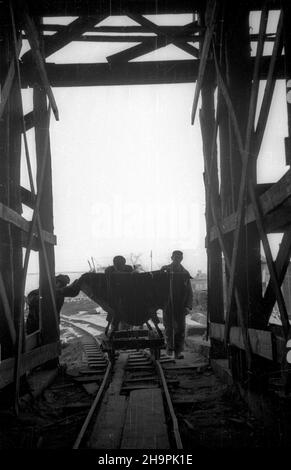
21,11,289,277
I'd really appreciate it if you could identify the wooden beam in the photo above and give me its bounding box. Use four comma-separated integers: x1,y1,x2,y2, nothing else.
24,0,272,16
22,34,199,43
0,24,18,361
210,169,291,241
33,85,58,345
28,24,203,34
24,0,205,16
0,342,60,389
22,15,108,61
209,322,285,363
20,55,286,88
0,202,56,245
20,60,201,87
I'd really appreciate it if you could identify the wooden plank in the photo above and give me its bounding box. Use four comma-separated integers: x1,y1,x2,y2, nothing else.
24,0,207,16
90,395,127,448
0,342,60,389
22,15,108,62
120,388,170,449
22,0,285,17
26,25,203,34
89,353,127,449
0,202,56,245
200,75,224,327
33,84,59,345
209,323,285,363
22,33,199,43
210,169,291,241
21,59,200,87
20,56,286,88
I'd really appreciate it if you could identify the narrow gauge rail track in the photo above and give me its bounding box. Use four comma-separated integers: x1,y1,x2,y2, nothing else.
60,315,183,450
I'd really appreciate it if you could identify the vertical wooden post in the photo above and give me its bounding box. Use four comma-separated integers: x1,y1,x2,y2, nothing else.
223,3,263,332
200,60,225,357
284,3,291,165
0,18,22,360
8,57,23,361
0,25,13,360
218,2,268,387
33,84,57,345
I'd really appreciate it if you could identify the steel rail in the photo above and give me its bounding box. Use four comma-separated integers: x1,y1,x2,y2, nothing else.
62,317,181,449
155,360,183,449
72,361,112,449
60,316,112,449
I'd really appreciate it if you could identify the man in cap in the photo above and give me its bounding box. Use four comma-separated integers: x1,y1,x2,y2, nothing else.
160,250,193,359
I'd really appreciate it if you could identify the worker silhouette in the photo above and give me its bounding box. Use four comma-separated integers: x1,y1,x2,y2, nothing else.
104,256,133,333
26,274,70,335
160,250,193,359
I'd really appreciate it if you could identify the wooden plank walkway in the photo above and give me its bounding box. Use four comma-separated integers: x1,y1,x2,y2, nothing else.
120,388,170,449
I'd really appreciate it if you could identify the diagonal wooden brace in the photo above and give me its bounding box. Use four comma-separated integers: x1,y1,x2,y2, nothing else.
107,15,199,63
191,0,217,125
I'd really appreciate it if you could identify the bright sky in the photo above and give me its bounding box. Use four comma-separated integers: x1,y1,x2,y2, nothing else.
21,11,289,277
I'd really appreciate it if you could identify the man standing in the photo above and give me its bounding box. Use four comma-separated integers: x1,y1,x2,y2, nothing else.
26,274,70,335
160,250,193,359
105,256,133,332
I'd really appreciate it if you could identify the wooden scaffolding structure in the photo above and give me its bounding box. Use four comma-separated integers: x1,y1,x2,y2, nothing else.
0,0,291,409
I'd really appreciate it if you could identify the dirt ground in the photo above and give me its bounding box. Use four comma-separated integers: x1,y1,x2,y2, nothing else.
0,298,288,449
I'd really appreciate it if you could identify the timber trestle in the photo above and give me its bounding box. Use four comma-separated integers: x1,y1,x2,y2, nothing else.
1,0,291,415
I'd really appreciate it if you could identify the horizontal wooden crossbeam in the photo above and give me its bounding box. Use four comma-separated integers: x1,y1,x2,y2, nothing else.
23,24,203,34
21,59,200,87
0,202,56,246
20,55,286,88
210,322,286,363
24,0,279,16
0,342,60,389
210,169,291,242
22,33,200,43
